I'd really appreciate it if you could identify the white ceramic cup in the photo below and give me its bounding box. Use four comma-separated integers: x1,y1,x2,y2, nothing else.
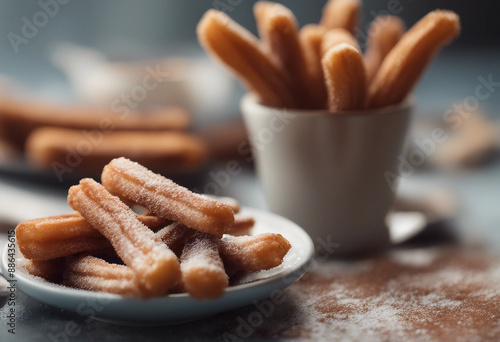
241,94,412,255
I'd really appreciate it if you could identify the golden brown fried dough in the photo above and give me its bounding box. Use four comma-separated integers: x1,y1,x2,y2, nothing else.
64,255,143,297
322,43,367,112
26,128,208,174
0,98,189,150
220,233,291,272
101,157,234,237
180,233,228,299
16,212,169,261
197,10,295,108
367,10,460,108
68,178,181,297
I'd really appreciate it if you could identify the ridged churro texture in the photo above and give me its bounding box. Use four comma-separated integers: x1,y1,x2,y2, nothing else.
64,255,144,297
197,9,295,108
155,223,196,257
254,2,319,109
220,233,291,272
299,24,328,108
364,16,406,84
180,233,229,299
67,178,180,297
26,128,208,174
16,212,169,261
101,157,234,237
0,98,189,150
322,43,367,112
320,0,361,34
22,258,65,283
367,10,460,108
321,28,360,56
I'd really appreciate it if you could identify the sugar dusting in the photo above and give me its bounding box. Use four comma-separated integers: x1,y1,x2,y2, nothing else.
236,247,500,341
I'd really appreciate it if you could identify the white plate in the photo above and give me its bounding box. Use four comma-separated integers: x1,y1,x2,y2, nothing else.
1,207,314,325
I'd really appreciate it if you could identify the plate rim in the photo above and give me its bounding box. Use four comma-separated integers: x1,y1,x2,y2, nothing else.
2,206,314,313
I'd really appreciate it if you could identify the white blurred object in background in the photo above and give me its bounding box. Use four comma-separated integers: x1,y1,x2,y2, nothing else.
51,43,234,122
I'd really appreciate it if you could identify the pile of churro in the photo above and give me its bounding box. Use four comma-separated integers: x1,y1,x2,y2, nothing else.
15,157,291,299
0,99,208,174
198,0,460,111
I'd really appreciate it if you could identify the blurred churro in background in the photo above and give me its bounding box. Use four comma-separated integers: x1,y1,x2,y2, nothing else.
198,3,459,112
320,0,361,34
367,11,460,108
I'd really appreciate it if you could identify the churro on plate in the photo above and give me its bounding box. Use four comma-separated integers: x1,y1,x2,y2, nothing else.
64,255,143,297
68,178,181,297
26,128,208,174
220,233,291,272
299,24,328,108
15,158,291,300
16,212,168,261
180,233,228,299
197,9,295,108
322,43,367,112
321,28,360,57
101,157,234,237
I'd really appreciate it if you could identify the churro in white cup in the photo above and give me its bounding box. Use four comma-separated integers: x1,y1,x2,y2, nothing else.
197,2,460,254
242,95,412,255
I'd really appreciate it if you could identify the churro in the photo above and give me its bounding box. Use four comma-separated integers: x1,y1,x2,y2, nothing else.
155,222,195,257
321,28,360,56
68,178,180,297
22,258,65,283
322,43,367,112
227,214,255,236
213,196,240,214
16,212,169,261
220,233,291,272
26,128,208,174
320,0,361,34
15,158,291,300
64,255,143,297
197,10,295,108
0,98,189,150
101,157,234,237
367,10,460,108
180,233,228,299
253,2,316,109
299,24,328,109
364,16,406,84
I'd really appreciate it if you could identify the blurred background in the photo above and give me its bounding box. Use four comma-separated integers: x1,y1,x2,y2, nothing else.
0,0,499,249
0,0,498,111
